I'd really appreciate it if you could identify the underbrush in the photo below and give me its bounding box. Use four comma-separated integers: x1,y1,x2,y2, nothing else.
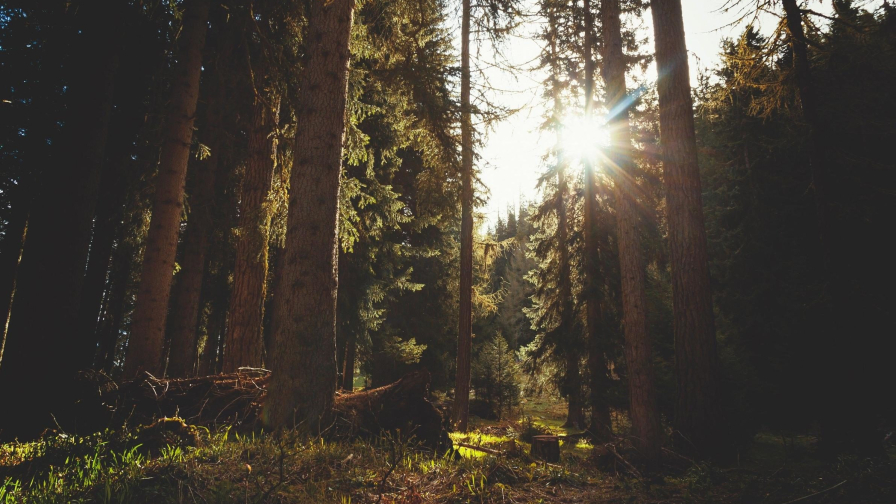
1,421,893,503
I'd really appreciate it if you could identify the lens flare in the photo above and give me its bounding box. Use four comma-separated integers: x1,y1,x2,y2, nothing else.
559,114,609,163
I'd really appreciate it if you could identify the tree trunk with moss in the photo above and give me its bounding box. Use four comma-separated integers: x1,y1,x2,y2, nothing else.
223,97,279,372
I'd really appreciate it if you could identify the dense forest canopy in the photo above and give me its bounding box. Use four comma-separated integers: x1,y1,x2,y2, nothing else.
0,0,894,501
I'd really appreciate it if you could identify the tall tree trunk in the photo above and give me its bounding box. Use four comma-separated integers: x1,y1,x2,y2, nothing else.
262,0,354,434
166,81,225,378
198,289,228,377
0,0,123,439
650,0,723,461
124,0,211,379
95,237,130,372
453,0,474,433
76,155,126,366
0,187,29,364
557,164,583,429
223,96,279,372
605,0,661,464
583,0,612,441
342,329,357,391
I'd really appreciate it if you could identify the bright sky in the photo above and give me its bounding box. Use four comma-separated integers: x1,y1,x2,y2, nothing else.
473,0,876,227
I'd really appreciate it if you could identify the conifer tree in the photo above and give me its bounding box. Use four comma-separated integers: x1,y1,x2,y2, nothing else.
650,0,723,460
581,0,613,441
454,0,475,432
602,0,661,463
263,0,355,433
124,0,211,379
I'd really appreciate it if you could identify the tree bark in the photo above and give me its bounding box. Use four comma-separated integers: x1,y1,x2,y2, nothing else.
342,329,357,391
262,0,354,434
557,165,582,429
0,186,29,365
95,236,131,373
453,0,474,433
124,0,211,379
166,81,225,378
650,0,722,461
583,0,612,441
605,0,661,464
223,97,279,372
76,154,126,367
0,0,124,439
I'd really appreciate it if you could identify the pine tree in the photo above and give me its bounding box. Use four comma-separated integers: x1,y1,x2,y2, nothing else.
263,0,355,433
582,0,613,441
454,0,475,432
650,0,723,460
124,0,211,379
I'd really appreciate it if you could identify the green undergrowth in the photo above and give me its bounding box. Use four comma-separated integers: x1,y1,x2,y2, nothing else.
1,418,893,503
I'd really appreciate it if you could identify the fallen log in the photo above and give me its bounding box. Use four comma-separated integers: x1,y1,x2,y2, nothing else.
456,442,504,456
78,368,449,450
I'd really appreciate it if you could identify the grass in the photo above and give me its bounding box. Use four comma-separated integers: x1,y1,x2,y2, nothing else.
0,400,893,503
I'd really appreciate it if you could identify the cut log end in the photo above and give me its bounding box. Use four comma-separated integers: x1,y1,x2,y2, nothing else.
530,435,560,463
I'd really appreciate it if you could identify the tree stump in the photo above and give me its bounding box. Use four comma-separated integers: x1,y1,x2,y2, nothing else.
530,435,560,462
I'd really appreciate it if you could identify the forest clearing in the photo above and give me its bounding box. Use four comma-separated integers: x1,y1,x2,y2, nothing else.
1,0,895,501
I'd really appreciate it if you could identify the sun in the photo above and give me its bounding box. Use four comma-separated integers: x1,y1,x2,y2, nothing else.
558,113,610,163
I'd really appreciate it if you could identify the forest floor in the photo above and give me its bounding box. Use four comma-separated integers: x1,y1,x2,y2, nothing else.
1,398,893,503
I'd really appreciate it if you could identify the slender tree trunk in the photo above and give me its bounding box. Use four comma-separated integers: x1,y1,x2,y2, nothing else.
198,295,226,377
453,0,474,432
342,330,357,391
562,347,587,429
0,0,123,439
650,0,723,460
166,83,225,378
76,155,126,366
605,0,661,464
583,0,612,441
557,164,583,429
124,0,211,379
0,187,29,365
262,0,354,434
223,97,279,372
95,238,130,372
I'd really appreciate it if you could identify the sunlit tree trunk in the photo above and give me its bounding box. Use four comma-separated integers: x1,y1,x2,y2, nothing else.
124,0,211,379
453,0,474,432
223,96,279,372
605,0,661,464
583,0,612,441
650,0,722,460
262,0,354,433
